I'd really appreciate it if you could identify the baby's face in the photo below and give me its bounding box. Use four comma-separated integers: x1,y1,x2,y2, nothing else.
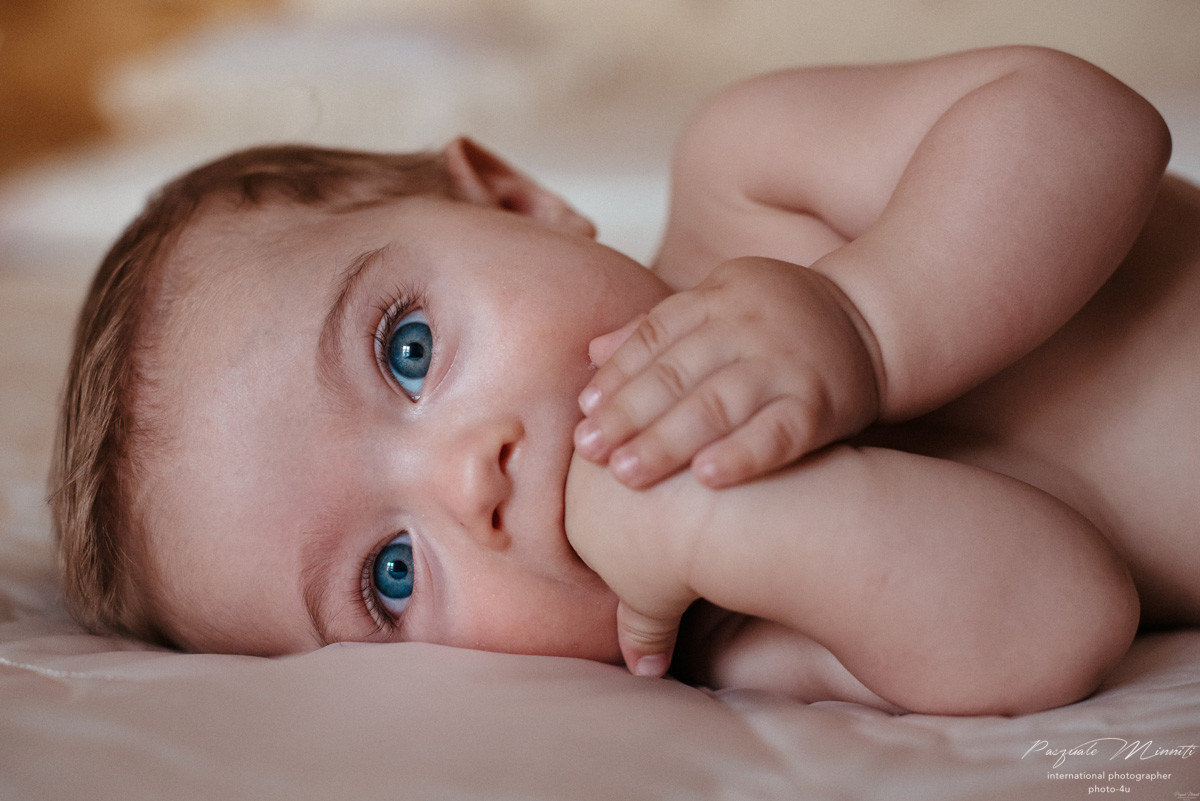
141,195,670,657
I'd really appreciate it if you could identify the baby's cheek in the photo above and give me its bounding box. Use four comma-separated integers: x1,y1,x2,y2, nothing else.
463,590,620,662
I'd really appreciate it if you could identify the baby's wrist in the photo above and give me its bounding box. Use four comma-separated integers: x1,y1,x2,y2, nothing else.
803,259,886,433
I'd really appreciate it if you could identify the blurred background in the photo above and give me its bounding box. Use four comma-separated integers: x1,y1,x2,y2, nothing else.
1,0,1199,268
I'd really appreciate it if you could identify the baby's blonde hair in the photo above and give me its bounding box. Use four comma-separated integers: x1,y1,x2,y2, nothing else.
49,144,454,645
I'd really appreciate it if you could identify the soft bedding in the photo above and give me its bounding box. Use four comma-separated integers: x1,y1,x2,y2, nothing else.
2,536,1200,800
2,8,1200,799
2,517,1200,799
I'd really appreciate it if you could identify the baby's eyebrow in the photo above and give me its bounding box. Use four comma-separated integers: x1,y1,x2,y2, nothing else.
316,245,389,399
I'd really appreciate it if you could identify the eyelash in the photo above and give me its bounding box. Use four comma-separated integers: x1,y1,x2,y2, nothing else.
359,542,395,635
372,284,430,386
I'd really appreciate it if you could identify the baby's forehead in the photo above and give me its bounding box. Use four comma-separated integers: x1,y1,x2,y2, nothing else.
143,202,340,382
135,202,361,559
158,199,387,310
172,199,341,268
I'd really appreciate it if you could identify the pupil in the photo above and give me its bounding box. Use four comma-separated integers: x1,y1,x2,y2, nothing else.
401,343,424,361
386,559,408,579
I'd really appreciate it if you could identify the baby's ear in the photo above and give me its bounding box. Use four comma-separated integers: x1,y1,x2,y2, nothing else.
444,137,596,238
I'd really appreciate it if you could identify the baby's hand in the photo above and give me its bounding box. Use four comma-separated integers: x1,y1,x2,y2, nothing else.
574,257,881,488
564,453,704,678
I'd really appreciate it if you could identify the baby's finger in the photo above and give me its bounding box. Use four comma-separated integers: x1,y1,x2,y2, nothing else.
580,292,709,417
616,601,680,679
574,326,735,465
586,316,644,373
606,363,766,487
692,396,824,488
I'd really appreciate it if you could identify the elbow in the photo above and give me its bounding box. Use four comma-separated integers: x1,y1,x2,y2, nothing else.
1011,46,1173,256
1059,563,1141,706
1006,568,1140,717
884,556,1141,718
1109,60,1173,179
1111,73,1173,192
896,603,1138,718
1139,102,1173,192
982,563,1141,717
1021,45,1172,183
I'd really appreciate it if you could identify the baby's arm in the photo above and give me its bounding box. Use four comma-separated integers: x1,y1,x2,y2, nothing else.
580,46,1171,485
565,446,1138,716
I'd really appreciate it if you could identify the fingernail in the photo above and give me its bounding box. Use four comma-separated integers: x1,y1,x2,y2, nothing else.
611,450,641,483
579,386,601,414
693,458,724,487
634,654,669,677
575,420,602,454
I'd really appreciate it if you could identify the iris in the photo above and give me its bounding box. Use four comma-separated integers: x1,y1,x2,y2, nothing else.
386,310,432,396
373,534,414,604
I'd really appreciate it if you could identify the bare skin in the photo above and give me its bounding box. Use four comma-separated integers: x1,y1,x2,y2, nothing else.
573,176,1200,714
565,46,1197,714
908,174,1200,627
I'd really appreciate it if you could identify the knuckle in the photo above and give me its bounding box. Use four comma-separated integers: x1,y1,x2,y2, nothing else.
620,615,676,647
651,358,690,399
695,387,737,435
634,310,675,355
804,382,836,434
763,403,813,463
768,419,804,462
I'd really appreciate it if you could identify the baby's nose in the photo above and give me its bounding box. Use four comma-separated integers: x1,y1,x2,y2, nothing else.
431,420,520,546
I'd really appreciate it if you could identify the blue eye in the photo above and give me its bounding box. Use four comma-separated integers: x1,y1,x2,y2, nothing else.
385,310,432,397
372,533,414,615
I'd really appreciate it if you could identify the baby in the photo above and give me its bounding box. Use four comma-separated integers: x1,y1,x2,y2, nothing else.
50,46,1199,716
